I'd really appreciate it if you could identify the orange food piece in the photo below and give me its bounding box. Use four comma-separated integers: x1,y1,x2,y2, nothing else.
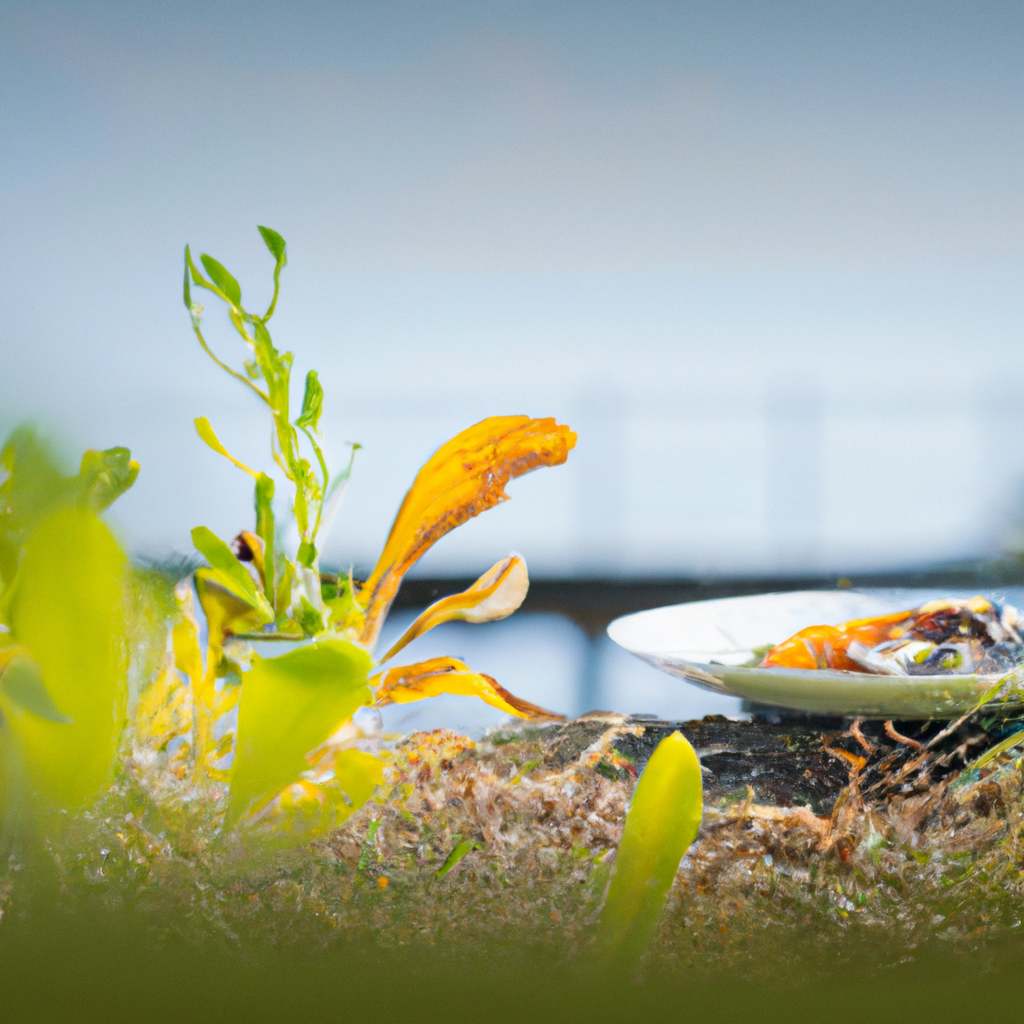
761,610,916,670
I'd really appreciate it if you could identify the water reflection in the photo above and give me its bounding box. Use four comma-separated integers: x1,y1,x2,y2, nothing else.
376,611,744,738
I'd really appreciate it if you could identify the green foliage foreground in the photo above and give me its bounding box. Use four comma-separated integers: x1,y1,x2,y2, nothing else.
0,439,135,826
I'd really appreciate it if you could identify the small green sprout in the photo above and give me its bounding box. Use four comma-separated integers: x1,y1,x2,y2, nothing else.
184,227,357,638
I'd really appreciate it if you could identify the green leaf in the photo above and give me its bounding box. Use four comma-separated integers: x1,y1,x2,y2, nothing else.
295,371,323,432
3,507,127,810
77,447,140,512
255,473,276,604
0,656,73,724
226,640,373,827
190,526,271,618
194,569,271,646
251,321,285,384
194,418,258,477
185,245,212,289
257,225,287,263
436,838,483,879
0,427,76,588
323,573,358,629
183,249,193,309
0,430,138,595
599,731,702,964
199,254,242,307
332,748,383,818
294,595,324,636
296,539,316,569
228,306,249,339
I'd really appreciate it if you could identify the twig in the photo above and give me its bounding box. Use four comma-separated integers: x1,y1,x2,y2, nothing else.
925,677,1008,751
824,745,867,772
884,720,923,750
849,718,876,754
231,632,305,641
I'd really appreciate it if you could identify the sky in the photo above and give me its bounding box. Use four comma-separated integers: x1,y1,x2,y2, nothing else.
2,0,1023,577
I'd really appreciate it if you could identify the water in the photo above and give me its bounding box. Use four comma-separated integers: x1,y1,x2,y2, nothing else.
375,611,744,737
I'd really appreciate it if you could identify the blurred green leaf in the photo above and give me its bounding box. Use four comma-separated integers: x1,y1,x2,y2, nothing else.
257,225,287,263
599,731,702,964
228,307,249,338
227,640,372,827
194,418,258,477
323,573,359,631
0,428,73,587
294,595,323,635
295,371,323,432
183,249,193,309
436,837,483,879
251,321,287,387
296,539,316,569
3,507,127,810
78,447,140,512
273,560,296,623
332,748,383,819
0,656,73,724
191,527,272,624
194,569,270,648
0,428,138,595
185,245,212,289
199,254,242,307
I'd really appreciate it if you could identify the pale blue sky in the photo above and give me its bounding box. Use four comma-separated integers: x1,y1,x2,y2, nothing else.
2,1,1023,576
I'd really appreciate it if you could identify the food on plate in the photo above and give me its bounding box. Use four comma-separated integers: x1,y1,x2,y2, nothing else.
760,597,1024,676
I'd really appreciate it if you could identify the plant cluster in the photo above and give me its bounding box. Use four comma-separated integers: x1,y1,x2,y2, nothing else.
0,227,577,840
0,228,704,965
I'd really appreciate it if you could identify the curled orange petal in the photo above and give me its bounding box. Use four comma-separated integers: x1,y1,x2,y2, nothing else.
378,553,528,664
357,416,575,647
371,656,563,721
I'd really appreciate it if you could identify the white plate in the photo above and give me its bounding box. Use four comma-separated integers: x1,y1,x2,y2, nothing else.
606,589,1024,719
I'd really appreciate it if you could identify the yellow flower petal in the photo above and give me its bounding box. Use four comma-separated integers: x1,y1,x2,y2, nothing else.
378,554,528,663
357,416,575,647
371,656,562,721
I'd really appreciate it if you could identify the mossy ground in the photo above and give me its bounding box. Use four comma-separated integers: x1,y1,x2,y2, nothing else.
4,711,1024,993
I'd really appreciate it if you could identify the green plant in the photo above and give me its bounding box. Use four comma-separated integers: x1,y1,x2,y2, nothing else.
598,731,703,965
0,226,576,844
0,430,139,825
172,226,577,829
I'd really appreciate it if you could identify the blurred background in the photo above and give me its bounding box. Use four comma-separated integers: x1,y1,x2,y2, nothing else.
2,0,1023,727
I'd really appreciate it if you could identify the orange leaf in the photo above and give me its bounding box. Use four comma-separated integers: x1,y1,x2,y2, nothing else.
357,416,575,647
378,553,528,663
371,656,563,721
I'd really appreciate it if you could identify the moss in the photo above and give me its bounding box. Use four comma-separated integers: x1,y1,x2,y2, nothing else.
4,712,1024,978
